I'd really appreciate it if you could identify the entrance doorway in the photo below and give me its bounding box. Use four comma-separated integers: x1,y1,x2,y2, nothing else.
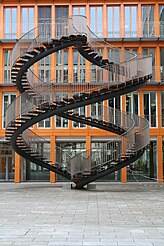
0,143,14,181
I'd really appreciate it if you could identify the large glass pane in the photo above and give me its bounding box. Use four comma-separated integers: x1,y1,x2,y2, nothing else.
26,142,50,181
2,93,16,128
4,50,11,83
125,6,137,37
142,6,154,37
4,8,17,38
73,7,85,16
161,92,164,126
126,92,139,126
127,141,157,181
0,142,15,181
91,141,121,181
143,92,157,127
55,6,68,20
90,7,103,37
159,6,164,37
56,142,86,181
142,48,155,81
22,8,34,38
160,48,164,82
107,6,120,37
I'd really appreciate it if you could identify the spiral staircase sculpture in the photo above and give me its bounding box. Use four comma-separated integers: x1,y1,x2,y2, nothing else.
5,16,152,189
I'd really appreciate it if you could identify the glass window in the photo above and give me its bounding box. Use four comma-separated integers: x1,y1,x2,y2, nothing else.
124,6,137,37
159,6,164,37
2,93,16,128
22,7,34,38
142,48,155,81
91,102,103,121
142,5,154,37
38,7,51,37
38,118,51,128
160,48,164,82
91,141,121,181
56,50,68,83
38,6,51,23
161,92,164,127
38,56,51,81
56,141,86,180
143,92,157,127
4,50,12,84
126,92,139,115
55,6,68,20
107,6,120,37
4,8,17,38
126,92,139,126
55,116,68,128
73,7,85,16
73,50,85,83
90,6,103,37
108,97,121,125
128,140,157,181
26,142,50,181
73,106,86,128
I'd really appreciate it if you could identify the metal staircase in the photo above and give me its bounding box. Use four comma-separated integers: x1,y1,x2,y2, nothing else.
5,16,152,189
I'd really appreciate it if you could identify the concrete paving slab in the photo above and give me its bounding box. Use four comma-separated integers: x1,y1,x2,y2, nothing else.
0,182,164,246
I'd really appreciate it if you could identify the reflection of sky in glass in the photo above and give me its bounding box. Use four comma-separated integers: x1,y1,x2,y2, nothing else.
12,9,16,38
22,8,34,36
125,6,137,37
90,7,102,37
73,7,85,16
5,8,17,38
108,7,120,37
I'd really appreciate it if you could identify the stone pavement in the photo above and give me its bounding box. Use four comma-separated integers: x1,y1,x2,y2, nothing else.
0,182,164,246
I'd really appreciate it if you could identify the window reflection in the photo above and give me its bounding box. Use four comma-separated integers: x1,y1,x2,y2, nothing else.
142,5,154,37
107,6,120,37
22,8,34,38
143,92,157,127
124,6,137,37
4,8,17,38
90,6,103,37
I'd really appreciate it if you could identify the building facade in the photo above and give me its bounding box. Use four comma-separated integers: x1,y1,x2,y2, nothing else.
0,0,163,183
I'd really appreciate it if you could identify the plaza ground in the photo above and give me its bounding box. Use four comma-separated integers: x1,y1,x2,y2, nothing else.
0,182,164,246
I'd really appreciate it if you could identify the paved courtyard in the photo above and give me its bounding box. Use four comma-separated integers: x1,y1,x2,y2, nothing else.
0,182,164,246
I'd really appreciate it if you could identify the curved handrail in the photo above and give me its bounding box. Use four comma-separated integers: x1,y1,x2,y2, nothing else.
5,15,151,186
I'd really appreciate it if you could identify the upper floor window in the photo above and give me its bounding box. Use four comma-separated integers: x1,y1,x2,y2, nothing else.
73,50,85,83
160,48,164,82
38,56,51,81
142,5,154,37
55,116,68,128
161,92,164,127
143,91,157,127
22,7,34,38
91,102,103,121
73,7,86,16
159,6,164,37
90,6,103,37
142,48,155,81
126,92,139,115
4,8,17,39
38,7,51,37
108,97,121,125
38,118,51,128
2,93,16,128
73,106,86,128
56,50,68,83
107,6,120,37
56,6,68,20
4,50,12,84
124,6,137,37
